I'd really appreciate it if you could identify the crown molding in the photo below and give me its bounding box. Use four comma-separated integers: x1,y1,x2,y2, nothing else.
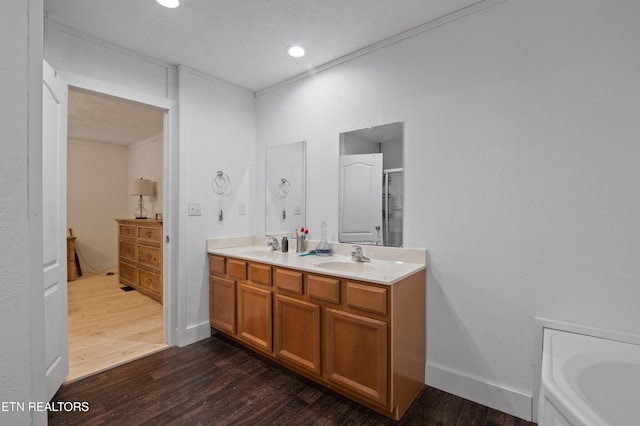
255,0,507,97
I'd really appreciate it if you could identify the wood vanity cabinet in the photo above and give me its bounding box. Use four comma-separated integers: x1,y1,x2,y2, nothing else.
208,256,273,355
274,269,321,377
116,219,163,303
207,253,426,420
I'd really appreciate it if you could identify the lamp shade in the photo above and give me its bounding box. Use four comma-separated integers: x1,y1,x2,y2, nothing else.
130,178,154,196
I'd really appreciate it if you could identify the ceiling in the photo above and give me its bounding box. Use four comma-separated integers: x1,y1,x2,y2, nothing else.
50,0,483,146
68,88,164,146
45,0,481,93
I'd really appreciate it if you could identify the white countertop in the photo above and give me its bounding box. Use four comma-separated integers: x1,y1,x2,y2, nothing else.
207,236,426,285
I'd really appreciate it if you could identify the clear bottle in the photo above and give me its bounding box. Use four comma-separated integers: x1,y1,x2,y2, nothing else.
315,221,332,256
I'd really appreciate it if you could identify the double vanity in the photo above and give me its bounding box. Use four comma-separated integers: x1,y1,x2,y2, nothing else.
207,236,426,420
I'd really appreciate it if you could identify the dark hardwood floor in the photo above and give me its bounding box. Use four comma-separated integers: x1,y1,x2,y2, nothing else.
49,334,535,425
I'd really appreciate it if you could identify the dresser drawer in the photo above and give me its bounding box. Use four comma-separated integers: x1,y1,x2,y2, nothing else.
346,281,387,316
139,270,162,295
308,274,340,304
138,245,161,271
119,241,136,262
138,225,162,245
275,268,303,294
119,261,138,287
119,224,137,240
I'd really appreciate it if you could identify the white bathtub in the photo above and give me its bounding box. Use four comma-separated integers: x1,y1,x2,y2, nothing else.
538,329,640,426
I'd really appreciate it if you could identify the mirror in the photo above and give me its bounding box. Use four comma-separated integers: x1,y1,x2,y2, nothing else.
339,122,403,247
265,141,306,237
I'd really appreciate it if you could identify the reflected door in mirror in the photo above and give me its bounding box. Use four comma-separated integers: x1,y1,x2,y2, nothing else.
338,154,382,245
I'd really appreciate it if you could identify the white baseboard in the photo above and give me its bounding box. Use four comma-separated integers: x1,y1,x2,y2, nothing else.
175,321,211,347
426,362,532,421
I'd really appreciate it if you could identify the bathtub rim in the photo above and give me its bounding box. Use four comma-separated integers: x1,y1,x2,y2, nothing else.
532,318,640,423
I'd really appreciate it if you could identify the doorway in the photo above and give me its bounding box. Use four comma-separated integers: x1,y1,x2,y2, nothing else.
65,87,168,381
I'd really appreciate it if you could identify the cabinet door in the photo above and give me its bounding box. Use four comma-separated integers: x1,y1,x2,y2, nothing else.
275,294,321,376
209,276,236,334
325,308,388,407
237,283,272,353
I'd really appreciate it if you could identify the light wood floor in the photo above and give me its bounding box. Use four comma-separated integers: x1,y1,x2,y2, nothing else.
66,272,168,383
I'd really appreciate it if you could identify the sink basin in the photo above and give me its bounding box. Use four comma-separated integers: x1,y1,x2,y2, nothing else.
315,260,376,273
239,249,282,258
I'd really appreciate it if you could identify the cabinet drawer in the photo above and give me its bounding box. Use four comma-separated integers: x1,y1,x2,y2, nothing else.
119,261,138,286
209,255,226,275
119,224,137,240
275,268,303,294
138,245,161,271
227,259,247,280
139,270,161,293
138,226,162,245
248,263,272,287
119,241,136,262
346,282,387,316
308,275,340,304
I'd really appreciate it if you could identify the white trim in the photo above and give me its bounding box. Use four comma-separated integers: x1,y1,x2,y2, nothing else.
62,71,174,110
29,4,46,421
178,65,254,95
129,131,164,150
255,0,507,97
531,317,640,423
52,66,180,348
163,102,180,347
427,361,532,421
176,68,189,346
68,138,128,151
175,322,212,348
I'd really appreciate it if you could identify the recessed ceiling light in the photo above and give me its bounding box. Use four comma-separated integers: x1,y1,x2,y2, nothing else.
157,0,179,8
287,46,306,58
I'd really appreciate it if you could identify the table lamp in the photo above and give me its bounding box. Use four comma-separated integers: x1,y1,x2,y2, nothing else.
130,178,154,219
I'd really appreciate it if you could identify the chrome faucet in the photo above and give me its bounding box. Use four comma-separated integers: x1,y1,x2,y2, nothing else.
351,245,370,263
268,237,281,251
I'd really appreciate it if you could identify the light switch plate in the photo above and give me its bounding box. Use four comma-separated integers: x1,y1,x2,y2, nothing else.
188,202,202,216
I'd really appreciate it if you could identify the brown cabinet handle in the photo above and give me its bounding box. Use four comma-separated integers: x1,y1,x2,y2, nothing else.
147,231,152,237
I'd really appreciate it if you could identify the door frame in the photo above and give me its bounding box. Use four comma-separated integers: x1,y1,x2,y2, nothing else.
54,71,179,346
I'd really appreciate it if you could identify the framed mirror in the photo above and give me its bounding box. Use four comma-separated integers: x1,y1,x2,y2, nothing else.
339,122,403,247
265,141,306,236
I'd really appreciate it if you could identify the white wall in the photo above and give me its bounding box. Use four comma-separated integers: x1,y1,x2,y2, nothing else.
255,0,640,420
67,140,129,273
178,67,256,343
1,0,46,425
128,133,164,218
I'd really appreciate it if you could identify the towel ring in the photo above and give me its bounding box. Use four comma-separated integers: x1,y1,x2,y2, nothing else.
212,171,231,195
277,178,290,198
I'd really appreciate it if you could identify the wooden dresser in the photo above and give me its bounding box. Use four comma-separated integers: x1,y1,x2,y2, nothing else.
116,219,163,303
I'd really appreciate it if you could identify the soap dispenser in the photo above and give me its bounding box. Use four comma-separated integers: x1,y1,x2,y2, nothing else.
315,221,333,256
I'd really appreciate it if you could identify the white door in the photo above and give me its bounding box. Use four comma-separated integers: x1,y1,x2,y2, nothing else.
42,60,69,399
338,154,383,244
